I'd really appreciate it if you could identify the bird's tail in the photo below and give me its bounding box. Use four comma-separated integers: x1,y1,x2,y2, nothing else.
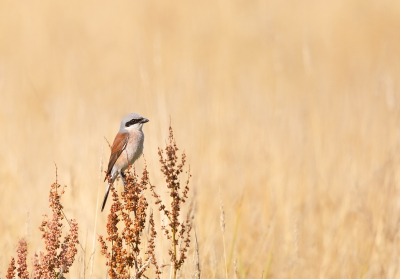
101,184,111,212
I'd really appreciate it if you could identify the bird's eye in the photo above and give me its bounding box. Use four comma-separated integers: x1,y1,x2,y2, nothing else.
125,120,133,127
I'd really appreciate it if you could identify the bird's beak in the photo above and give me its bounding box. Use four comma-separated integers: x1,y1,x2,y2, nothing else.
141,118,149,123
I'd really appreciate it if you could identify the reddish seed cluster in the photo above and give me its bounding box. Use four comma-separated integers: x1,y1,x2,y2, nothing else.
34,183,79,278
16,239,29,279
5,258,16,279
99,163,160,279
59,219,79,274
149,125,192,278
6,181,79,279
146,211,162,277
31,253,41,278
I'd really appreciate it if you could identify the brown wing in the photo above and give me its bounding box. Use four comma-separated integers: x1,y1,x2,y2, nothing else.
104,132,129,181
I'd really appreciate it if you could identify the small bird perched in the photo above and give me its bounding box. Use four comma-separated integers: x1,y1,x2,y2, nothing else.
101,113,149,212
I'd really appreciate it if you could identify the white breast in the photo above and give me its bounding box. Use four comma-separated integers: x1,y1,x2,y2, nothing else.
125,129,144,166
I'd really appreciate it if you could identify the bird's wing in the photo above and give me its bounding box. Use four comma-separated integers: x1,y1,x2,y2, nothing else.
104,132,129,181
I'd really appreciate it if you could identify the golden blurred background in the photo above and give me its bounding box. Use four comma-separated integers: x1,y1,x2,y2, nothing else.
1,0,400,278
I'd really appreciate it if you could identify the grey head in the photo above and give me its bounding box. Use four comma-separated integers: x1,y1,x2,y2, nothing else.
119,113,149,132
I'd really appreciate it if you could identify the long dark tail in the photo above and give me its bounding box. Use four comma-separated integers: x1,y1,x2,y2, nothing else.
101,184,111,212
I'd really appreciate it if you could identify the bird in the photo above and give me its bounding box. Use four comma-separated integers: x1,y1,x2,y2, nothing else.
101,113,149,212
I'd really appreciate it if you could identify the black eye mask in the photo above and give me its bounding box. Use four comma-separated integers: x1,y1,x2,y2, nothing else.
125,118,143,127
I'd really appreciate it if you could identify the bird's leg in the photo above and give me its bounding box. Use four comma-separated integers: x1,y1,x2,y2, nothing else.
119,170,127,191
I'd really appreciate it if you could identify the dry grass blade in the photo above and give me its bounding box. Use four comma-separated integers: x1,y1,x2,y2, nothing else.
193,229,201,279
219,187,228,279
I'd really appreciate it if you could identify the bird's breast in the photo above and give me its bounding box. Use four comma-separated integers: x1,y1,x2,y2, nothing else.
126,130,144,164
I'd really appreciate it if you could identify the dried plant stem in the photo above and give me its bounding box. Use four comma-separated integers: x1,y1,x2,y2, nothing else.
61,208,85,252
134,256,152,279
228,201,242,269
194,229,201,279
234,256,238,279
219,188,228,279
90,150,103,278
264,251,273,279
222,234,228,279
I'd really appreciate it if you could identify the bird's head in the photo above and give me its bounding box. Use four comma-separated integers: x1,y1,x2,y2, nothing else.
120,113,149,131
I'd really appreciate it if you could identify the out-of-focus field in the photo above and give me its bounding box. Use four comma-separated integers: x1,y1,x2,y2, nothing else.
1,0,400,278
